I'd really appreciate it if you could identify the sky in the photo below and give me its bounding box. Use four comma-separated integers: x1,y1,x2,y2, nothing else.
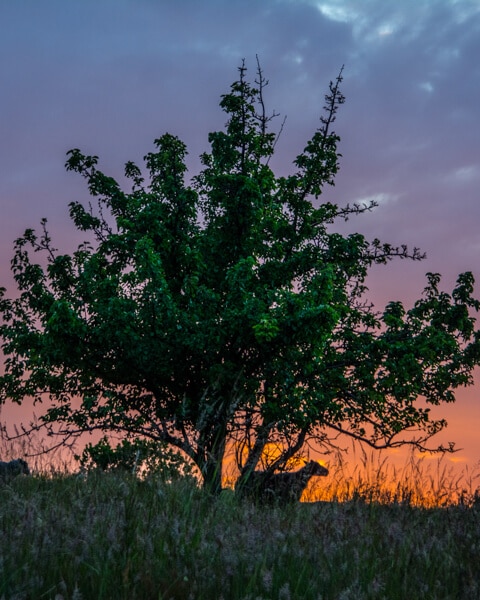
1,0,480,473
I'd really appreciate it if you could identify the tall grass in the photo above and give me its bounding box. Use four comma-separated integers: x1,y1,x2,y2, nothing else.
1,426,480,599
1,467,480,600
304,447,480,507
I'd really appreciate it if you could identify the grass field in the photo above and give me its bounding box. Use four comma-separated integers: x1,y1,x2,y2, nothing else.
1,464,480,600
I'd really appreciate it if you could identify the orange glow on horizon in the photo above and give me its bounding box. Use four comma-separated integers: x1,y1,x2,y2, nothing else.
2,394,479,508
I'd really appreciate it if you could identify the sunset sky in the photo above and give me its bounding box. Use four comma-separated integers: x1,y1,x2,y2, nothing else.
1,1,480,471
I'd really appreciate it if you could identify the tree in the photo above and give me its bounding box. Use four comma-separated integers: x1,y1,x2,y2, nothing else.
75,436,196,481
1,60,479,494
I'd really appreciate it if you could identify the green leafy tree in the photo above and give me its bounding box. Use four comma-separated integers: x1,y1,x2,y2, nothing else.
1,61,479,493
75,436,196,481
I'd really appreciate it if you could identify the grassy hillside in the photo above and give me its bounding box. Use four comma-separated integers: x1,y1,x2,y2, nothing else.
1,471,479,600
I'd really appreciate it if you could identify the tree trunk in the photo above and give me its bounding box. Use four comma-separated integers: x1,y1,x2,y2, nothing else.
197,422,227,494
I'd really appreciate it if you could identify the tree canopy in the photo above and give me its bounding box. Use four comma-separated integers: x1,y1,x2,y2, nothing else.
1,61,479,492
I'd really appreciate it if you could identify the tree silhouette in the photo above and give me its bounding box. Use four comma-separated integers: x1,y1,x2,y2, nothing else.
1,60,479,492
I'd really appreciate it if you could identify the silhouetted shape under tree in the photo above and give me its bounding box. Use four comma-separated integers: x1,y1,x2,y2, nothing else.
236,460,329,503
0,459,30,483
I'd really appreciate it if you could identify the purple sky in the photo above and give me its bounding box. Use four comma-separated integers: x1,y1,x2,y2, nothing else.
1,0,480,469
